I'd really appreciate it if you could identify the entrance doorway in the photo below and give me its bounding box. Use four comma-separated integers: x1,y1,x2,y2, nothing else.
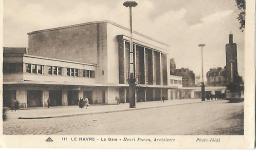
68,90,79,105
49,90,62,106
27,90,42,107
170,90,174,100
137,88,145,102
102,90,106,104
119,88,126,103
3,90,16,108
83,91,93,104
146,88,153,101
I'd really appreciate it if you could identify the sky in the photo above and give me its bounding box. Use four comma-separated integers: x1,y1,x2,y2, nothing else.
3,0,245,79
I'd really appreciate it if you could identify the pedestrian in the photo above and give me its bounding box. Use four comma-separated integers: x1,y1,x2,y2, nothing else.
84,97,89,109
211,91,216,100
14,99,19,111
78,97,84,108
10,99,15,111
162,96,165,103
208,93,212,100
3,107,8,121
115,97,120,105
47,98,51,108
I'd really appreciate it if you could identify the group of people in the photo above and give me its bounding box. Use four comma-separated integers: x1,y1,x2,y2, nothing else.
78,97,90,109
10,99,19,111
206,93,225,100
162,96,166,102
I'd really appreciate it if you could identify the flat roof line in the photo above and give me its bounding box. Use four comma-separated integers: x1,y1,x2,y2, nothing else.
27,20,169,46
24,54,97,67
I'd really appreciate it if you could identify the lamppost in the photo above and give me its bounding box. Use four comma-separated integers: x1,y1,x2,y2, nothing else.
123,0,138,108
198,44,206,101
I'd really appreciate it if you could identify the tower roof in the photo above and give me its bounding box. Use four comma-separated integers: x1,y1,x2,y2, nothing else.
229,34,233,44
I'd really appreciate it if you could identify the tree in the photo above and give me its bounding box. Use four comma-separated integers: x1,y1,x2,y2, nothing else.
235,0,246,32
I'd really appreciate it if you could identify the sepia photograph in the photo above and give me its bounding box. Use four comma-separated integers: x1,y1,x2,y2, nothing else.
0,0,255,148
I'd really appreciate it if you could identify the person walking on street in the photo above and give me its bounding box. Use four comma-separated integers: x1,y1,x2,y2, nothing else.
78,97,84,108
162,96,165,103
84,97,89,109
47,98,51,108
115,97,120,105
14,99,19,111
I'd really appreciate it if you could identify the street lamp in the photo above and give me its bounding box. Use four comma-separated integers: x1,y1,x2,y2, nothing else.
198,44,206,101
123,0,138,108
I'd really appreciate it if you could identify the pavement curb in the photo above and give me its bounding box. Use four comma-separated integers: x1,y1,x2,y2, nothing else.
18,101,203,119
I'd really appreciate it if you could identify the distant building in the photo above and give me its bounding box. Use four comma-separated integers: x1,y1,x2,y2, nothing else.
195,75,201,86
3,21,170,108
226,34,239,84
169,75,182,88
170,58,176,75
206,67,226,86
173,68,195,87
168,75,182,100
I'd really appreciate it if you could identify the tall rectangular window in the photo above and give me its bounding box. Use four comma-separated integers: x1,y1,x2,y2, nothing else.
37,65,43,74
67,68,70,76
71,68,75,76
53,66,58,75
32,64,37,74
66,68,80,77
75,69,79,77
90,71,95,78
83,70,90,78
26,64,31,73
58,67,62,75
25,63,44,74
48,66,53,75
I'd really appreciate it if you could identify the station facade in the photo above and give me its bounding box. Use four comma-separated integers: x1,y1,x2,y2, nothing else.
3,21,171,108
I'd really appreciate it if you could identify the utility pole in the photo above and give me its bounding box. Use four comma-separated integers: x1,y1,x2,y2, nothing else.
123,1,138,108
198,44,206,101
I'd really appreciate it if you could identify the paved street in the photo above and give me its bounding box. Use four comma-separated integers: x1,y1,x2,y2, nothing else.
3,100,243,135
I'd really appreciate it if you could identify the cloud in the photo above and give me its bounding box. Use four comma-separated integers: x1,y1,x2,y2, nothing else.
201,10,234,23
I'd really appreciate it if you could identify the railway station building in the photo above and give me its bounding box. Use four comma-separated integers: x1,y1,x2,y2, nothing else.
3,21,170,108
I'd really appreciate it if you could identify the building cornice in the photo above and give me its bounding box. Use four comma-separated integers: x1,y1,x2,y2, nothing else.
27,20,169,47
23,54,97,67
118,35,168,54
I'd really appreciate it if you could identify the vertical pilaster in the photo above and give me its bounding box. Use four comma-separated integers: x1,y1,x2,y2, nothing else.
79,69,84,77
153,88,156,100
134,44,137,82
160,52,163,86
123,40,126,84
152,50,156,85
124,88,127,103
42,89,49,107
144,88,147,102
79,88,84,99
23,63,27,73
176,89,179,99
160,88,163,100
166,54,170,86
62,89,68,106
44,65,49,75
16,88,27,108
190,90,195,99
62,67,67,76
144,47,147,84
